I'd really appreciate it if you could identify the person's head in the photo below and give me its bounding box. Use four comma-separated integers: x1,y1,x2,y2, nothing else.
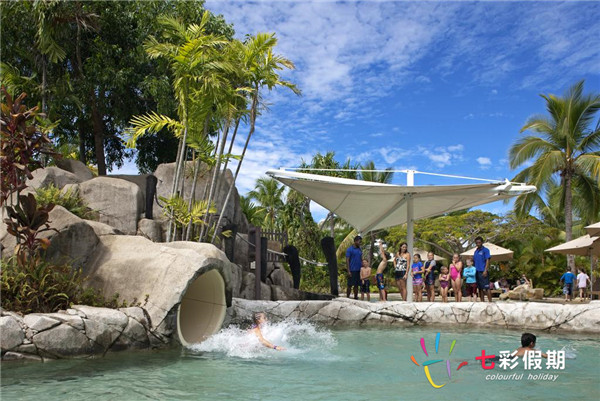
521,332,537,348
567,267,571,272
362,259,369,268
475,236,484,248
521,273,527,279
466,257,473,266
427,251,434,261
452,253,460,262
441,266,448,274
253,312,267,326
577,268,584,274
399,242,408,253
413,254,421,263
354,235,363,247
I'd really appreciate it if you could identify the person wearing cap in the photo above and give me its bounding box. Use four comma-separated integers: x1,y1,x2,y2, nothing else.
346,235,363,299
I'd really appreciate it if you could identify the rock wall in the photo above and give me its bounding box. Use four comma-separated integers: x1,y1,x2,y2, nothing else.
226,298,600,334
0,305,166,362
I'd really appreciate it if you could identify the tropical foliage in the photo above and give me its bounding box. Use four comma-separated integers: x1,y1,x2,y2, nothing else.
509,80,600,271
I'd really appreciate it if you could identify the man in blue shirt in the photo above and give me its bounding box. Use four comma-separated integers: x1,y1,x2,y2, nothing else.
473,236,492,303
559,267,576,302
346,235,363,300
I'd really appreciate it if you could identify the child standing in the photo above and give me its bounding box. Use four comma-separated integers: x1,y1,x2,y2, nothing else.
576,268,590,300
439,266,450,303
424,251,438,302
449,253,463,302
376,241,389,302
411,254,424,302
360,259,372,301
463,258,477,302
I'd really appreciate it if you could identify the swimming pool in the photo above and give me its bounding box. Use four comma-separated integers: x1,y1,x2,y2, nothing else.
1,323,598,400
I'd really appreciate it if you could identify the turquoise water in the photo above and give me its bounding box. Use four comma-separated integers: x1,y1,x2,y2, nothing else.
1,322,599,401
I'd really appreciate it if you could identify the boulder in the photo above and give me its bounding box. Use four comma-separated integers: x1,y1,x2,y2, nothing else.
2,351,43,362
82,318,122,350
32,323,95,357
233,233,250,267
109,174,151,212
71,306,129,331
154,162,248,235
0,316,24,351
111,317,149,350
55,159,94,182
42,206,100,268
229,264,243,298
268,267,293,289
79,177,143,235
532,288,544,299
26,166,81,190
239,271,272,300
137,218,163,242
23,314,61,333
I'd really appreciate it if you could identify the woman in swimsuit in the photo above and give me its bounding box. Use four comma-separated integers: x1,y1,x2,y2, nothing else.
450,253,463,302
411,254,424,302
394,242,410,301
250,312,285,351
439,266,450,302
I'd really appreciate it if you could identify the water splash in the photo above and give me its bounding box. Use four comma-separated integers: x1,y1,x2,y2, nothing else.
560,344,577,359
189,320,336,360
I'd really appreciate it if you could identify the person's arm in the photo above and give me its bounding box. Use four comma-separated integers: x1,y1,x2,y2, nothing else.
403,253,410,279
483,255,490,277
379,242,387,262
346,256,351,275
253,328,285,350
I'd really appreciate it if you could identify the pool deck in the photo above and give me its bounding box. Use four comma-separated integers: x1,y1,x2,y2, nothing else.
226,298,600,334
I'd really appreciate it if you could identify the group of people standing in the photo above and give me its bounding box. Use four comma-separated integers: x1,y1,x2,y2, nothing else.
346,235,494,303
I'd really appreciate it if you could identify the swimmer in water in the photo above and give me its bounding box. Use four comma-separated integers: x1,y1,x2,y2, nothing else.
515,333,547,358
250,312,285,351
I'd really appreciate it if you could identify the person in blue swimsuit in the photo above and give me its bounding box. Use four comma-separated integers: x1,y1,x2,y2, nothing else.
375,241,389,301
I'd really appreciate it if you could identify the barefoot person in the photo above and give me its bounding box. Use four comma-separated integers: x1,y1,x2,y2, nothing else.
439,267,450,303
250,313,285,351
473,236,492,303
346,235,363,300
394,242,410,301
450,253,463,302
560,267,576,302
376,241,389,302
360,259,372,301
411,254,425,302
463,257,477,302
577,268,590,300
424,251,438,302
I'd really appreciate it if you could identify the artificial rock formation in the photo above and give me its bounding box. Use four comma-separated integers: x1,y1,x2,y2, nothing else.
226,298,600,334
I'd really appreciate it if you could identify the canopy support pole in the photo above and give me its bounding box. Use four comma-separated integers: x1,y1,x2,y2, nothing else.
406,170,415,303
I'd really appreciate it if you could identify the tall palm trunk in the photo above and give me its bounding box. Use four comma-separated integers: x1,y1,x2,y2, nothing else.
564,170,575,270
212,88,259,243
185,150,201,241
90,89,106,176
201,117,231,241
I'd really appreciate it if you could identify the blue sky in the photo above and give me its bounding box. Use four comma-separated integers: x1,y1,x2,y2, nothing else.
120,1,600,222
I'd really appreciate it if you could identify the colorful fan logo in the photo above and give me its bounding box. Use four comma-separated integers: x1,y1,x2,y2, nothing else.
410,332,468,388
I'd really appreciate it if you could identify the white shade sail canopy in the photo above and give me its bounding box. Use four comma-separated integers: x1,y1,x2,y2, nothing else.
546,235,600,256
461,242,514,261
266,170,537,233
585,222,600,237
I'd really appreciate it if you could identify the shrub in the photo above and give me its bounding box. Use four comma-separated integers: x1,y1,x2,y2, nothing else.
34,184,96,220
0,256,132,314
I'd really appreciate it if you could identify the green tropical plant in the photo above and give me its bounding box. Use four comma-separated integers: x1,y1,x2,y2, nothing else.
247,177,285,231
214,33,300,240
509,80,600,269
240,195,265,227
34,184,95,220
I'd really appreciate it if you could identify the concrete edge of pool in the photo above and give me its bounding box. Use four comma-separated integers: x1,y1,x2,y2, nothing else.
225,298,600,335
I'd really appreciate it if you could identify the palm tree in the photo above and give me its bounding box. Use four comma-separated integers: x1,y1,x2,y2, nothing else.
360,160,394,183
509,80,600,269
126,13,230,241
248,177,285,231
213,33,300,240
240,195,265,227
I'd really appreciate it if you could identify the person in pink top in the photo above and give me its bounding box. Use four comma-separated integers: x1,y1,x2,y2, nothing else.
449,253,463,302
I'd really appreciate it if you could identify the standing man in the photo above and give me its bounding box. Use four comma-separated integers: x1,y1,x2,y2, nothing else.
560,267,576,302
473,236,492,302
346,235,363,300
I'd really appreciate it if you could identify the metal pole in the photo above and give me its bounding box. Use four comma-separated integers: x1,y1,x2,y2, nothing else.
255,227,262,300
406,170,415,303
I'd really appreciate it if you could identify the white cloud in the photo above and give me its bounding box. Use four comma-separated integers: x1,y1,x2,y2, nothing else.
477,157,492,169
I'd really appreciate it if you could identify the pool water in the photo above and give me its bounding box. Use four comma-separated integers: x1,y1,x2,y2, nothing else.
1,322,598,400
